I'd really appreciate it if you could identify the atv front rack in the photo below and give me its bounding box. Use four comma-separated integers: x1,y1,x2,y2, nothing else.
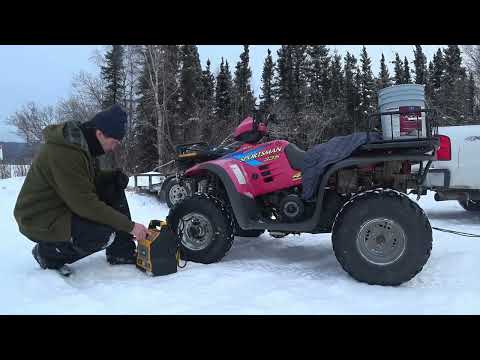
175,141,210,156
174,141,237,167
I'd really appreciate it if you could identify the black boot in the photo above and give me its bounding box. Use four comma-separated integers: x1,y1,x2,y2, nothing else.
106,252,137,265
32,244,48,269
105,232,137,265
32,244,68,270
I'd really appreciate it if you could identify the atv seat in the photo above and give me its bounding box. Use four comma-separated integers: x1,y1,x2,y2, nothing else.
285,143,306,170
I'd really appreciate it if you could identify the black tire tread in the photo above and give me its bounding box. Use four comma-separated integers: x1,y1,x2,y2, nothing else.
458,200,480,212
332,188,432,286
167,193,235,263
164,178,179,208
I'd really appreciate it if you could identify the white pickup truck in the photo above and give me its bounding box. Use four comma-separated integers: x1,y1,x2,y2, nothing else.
421,124,480,211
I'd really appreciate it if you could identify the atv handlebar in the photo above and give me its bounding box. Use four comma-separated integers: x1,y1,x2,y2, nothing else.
253,113,275,128
264,113,274,126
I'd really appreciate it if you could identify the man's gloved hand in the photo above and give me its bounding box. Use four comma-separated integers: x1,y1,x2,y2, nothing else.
130,222,149,241
115,170,130,190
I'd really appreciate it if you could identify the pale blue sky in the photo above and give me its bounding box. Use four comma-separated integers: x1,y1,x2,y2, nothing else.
0,45,445,141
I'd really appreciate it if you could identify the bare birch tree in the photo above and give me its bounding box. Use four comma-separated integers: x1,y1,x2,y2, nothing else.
140,45,180,166
463,46,480,82
7,102,59,145
117,45,143,172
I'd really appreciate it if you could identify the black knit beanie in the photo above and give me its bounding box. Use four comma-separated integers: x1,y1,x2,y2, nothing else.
90,104,127,141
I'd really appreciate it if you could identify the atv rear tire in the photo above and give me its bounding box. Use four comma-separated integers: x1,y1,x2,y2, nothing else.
167,194,234,264
332,189,432,286
458,200,480,212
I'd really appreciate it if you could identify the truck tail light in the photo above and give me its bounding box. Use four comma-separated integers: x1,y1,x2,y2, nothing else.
436,135,451,161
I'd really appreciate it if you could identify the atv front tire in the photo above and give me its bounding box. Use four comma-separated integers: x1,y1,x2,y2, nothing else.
332,189,432,286
167,194,234,264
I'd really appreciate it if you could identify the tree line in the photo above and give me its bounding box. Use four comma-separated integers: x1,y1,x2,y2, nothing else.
6,45,480,174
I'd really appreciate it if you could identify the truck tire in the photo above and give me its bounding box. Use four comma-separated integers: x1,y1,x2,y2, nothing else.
458,200,480,212
332,189,432,286
164,177,189,208
167,194,235,264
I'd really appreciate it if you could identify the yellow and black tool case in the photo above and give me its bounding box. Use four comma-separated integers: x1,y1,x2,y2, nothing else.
136,220,179,276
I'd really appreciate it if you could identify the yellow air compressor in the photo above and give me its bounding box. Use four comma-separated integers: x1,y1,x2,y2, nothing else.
136,220,181,276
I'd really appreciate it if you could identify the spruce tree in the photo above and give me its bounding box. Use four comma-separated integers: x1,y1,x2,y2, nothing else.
233,45,256,121
291,45,308,114
99,45,127,169
178,45,203,140
135,58,158,172
179,45,202,118
274,45,308,115
259,49,275,116
344,52,359,133
200,59,215,111
428,49,445,117
443,45,465,86
354,66,362,132
466,72,476,120
199,59,216,140
413,45,427,84
425,61,435,105
305,45,330,109
377,53,391,89
215,58,234,137
442,45,467,123
403,57,411,83
327,53,347,137
358,46,377,131
274,45,293,112
431,49,445,89
329,53,344,103
393,53,404,85
101,45,126,109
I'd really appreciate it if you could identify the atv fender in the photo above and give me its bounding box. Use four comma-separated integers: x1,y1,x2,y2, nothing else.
307,154,435,232
185,163,258,230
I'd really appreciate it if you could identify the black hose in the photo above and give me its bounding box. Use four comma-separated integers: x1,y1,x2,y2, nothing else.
432,227,480,238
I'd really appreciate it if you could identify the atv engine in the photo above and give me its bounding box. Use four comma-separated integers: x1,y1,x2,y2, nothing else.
261,188,312,223
279,194,305,221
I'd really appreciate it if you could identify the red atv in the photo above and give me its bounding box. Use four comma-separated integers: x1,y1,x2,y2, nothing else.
167,113,440,286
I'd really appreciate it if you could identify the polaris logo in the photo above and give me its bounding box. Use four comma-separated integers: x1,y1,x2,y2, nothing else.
240,147,282,162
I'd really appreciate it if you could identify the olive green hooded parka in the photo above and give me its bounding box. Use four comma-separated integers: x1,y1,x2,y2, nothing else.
14,121,134,243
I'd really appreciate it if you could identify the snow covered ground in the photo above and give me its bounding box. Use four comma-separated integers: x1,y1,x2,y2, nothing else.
1,176,480,314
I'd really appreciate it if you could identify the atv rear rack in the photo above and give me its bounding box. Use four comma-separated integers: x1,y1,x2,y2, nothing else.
362,108,440,155
367,108,439,141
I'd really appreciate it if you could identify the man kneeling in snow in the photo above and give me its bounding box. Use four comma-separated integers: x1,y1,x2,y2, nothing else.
13,105,149,272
